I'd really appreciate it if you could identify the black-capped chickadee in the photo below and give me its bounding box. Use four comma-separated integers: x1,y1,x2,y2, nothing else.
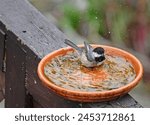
64,39,105,67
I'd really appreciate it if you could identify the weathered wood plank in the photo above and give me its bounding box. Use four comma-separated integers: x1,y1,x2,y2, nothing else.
5,35,27,108
33,100,43,108
109,94,142,108
0,71,5,98
0,28,5,99
0,0,66,58
0,72,5,102
83,94,142,108
0,29,5,71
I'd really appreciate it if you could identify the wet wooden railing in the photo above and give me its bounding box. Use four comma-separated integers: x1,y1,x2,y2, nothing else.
0,0,143,108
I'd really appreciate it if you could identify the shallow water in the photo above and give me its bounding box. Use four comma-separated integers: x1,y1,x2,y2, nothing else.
44,51,136,92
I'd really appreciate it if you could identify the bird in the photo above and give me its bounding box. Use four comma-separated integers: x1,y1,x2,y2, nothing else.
64,39,105,67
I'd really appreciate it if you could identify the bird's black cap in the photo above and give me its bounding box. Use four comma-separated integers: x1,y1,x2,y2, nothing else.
93,47,104,54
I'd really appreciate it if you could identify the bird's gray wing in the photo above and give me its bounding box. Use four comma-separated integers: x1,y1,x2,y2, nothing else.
84,41,94,61
64,39,82,54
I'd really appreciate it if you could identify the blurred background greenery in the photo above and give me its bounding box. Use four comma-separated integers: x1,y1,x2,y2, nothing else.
29,0,150,107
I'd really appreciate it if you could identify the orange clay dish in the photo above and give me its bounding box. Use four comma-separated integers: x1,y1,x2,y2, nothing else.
37,45,143,102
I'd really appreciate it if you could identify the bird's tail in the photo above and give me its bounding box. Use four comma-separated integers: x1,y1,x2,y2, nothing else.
64,39,82,53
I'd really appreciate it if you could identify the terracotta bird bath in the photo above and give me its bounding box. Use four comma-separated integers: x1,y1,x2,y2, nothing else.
37,45,143,102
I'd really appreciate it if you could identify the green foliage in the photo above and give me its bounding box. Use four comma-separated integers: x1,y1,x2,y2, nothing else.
37,0,148,47
59,0,133,44
87,0,107,36
111,7,133,44
63,4,81,29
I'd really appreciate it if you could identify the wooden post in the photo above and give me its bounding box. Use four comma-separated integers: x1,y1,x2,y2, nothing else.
5,35,26,107
0,29,5,102
0,29,5,71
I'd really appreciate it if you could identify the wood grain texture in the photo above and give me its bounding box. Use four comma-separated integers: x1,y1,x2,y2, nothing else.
5,35,27,107
0,0,143,107
0,71,4,102
0,29,5,71
0,0,66,58
83,94,142,108
0,28,5,102
0,71,5,98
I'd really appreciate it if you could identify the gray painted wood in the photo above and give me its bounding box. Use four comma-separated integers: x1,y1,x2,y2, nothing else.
0,0,66,58
0,0,143,107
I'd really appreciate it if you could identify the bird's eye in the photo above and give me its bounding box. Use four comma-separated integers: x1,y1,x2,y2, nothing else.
95,56,105,62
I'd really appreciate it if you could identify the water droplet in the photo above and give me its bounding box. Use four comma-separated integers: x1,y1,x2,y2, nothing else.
34,80,37,84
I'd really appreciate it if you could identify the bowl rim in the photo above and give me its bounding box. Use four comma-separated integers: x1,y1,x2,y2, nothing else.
37,44,143,97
